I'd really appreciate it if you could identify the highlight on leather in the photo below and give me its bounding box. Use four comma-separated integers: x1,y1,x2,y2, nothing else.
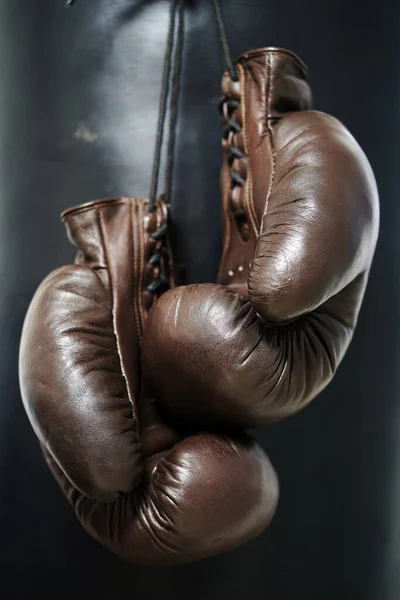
142,47,379,430
19,196,279,565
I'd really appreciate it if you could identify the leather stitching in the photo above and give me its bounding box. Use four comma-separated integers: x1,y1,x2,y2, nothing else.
132,202,143,347
137,202,145,340
260,52,276,236
237,47,308,76
241,63,258,237
61,198,142,222
217,148,232,282
96,205,136,417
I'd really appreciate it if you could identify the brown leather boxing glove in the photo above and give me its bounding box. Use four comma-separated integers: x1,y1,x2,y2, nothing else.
19,198,278,565
142,47,379,429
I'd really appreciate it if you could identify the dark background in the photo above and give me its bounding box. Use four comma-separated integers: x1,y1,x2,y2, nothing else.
0,1,399,598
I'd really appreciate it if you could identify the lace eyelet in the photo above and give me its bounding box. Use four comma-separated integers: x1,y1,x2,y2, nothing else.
233,208,246,222
231,171,245,188
151,222,168,241
227,118,241,134
228,145,244,165
146,275,170,294
148,253,161,267
218,96,240,115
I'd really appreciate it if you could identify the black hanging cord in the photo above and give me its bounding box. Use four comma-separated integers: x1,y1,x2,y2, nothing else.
164,0,185,207
66,0,185,212
65,1,233,209
148,0,184,212
211,0,238,82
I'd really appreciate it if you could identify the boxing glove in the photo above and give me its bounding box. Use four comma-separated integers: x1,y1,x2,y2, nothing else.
19,197,278,565
142,47,379,429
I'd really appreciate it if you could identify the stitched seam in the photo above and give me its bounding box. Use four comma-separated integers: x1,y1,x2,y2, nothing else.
137,202,145,339
240,63,258,237
61,197,152,222
218,162,232,279
62,198,131,222
96,206,135,414
63,203,127,221
131,202,143,346
237,48,308,76
260,52,276,236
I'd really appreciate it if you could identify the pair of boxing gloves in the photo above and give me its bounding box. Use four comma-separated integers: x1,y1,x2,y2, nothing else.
19,48,379,565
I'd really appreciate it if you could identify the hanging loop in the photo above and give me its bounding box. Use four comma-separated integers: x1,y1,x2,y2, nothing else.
211,0,239,82
64,0,185,213
148,0,185,212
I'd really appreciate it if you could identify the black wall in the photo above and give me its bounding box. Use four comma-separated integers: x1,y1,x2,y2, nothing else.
0,1,399,598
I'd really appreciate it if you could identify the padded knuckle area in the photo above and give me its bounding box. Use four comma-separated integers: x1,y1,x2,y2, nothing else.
142,283,270,430
143,284,256,386
142,433,278,559
20,261,142,505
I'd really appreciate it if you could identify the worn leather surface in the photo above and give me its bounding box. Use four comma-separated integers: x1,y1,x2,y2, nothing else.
19,197,278,565
142,48,379,430
2,1,397,599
